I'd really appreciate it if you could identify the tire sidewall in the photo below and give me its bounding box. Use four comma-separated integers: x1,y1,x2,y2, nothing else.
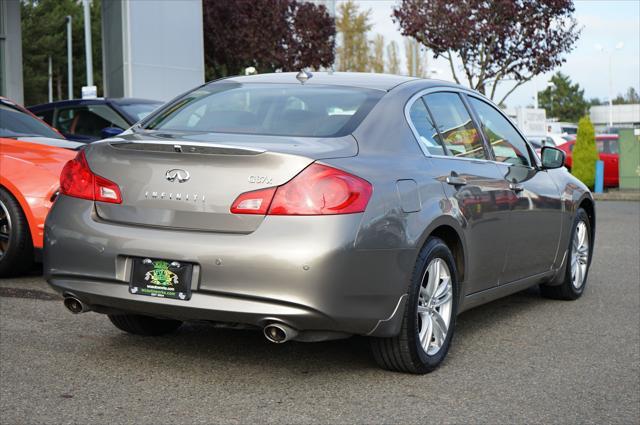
409,238,459,370
0,187,32,275
564,208,592,297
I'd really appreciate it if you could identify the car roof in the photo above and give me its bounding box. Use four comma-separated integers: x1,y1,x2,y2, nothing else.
220,72,425,91
29,98,161,110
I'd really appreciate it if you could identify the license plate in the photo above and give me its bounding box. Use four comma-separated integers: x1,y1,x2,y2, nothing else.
129,258,193,300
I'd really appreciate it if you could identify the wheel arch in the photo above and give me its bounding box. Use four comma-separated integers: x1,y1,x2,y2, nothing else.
578,195,596,241
418,216,467,285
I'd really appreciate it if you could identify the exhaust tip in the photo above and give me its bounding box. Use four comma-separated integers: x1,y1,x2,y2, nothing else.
263,323,298,343
63,297,88,314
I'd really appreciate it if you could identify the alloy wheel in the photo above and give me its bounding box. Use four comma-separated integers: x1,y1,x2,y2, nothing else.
571,220,589,289
417,258,453,355
0,200,11,260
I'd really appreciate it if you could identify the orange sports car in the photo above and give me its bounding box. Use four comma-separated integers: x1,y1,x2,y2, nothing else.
0,97,82,276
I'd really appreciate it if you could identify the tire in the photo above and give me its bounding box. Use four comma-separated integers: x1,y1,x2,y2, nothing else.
0,187,34,277
108,314,183,336
540,208,592,300
371,237,459,374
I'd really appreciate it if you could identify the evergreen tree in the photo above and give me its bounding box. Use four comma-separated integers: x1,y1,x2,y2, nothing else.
538,72,588,122
571,116,599,189
21,0,102,106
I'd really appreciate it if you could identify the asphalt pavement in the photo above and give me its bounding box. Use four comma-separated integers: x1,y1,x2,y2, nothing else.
1,201,638,424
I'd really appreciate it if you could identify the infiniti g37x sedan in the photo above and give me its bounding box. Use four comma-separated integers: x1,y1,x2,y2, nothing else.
45,72,595,374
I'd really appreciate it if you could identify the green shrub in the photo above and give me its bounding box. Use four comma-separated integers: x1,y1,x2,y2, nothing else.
571,116,599,188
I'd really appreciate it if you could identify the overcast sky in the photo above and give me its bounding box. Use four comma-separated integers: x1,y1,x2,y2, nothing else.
348,0,640,108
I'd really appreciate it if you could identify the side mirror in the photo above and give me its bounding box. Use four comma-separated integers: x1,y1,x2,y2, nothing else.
541,146,565,169
101,126,123,139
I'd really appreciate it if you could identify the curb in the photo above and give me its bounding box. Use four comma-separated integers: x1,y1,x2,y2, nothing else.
593,191,640,202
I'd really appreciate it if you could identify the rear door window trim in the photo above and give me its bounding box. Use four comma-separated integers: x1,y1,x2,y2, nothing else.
404,87,493,163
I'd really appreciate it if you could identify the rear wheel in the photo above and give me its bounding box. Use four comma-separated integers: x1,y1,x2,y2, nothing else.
540,208,592,300
108,314,183,336
0,187,33,277
371,237,458,374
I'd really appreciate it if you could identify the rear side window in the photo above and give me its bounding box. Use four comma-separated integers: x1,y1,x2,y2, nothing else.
408,99,447,156
144,83,383,137
423,92,487,160
468,97,532,167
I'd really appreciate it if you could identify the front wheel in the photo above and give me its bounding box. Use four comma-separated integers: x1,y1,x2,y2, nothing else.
540,207,592,300
371,237,459,374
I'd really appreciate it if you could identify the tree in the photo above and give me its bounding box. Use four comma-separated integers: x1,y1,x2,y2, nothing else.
393,0,581,104
571,116,599,188
21,0,103,106
369,34,385,73
202,0,335,79
336,0,371,72
612,87,640,105
404,38,427,77
386,41,400,75
538,72,588,122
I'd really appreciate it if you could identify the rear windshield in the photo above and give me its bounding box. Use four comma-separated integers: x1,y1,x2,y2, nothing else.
0,103,61,139
143,83,383,137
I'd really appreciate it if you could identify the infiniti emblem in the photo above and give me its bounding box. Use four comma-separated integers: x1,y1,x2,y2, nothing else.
165,168,190,183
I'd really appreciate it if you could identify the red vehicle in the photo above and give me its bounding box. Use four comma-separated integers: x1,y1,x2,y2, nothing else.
0,97,82,276
558,134,619,188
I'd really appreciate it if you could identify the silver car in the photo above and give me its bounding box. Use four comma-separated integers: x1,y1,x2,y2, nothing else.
45,72,594,374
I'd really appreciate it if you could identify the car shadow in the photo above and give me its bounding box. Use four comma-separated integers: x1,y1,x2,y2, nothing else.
102,286,549,374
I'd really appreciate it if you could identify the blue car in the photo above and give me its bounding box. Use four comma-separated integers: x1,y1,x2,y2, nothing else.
28,98,162,143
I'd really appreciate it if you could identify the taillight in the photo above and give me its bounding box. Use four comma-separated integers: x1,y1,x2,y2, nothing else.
230,187,277,215
230,163,372,216
59,150,122,204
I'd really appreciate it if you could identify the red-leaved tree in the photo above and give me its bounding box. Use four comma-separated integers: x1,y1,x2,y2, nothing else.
393,0,581,104
203,0,335,79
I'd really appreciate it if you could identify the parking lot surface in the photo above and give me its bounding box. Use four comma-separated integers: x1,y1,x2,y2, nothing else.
1,201,638,424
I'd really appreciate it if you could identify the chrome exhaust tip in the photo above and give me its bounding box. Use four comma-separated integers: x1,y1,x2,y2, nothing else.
263,323,298,343
63,297,90,314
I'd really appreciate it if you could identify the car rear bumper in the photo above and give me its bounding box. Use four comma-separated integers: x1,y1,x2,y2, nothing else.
45,196,413,338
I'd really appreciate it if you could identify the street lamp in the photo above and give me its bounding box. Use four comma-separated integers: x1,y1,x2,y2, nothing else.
595,42,624,129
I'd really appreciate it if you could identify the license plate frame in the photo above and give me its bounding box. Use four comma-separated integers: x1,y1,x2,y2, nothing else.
129,257,193,301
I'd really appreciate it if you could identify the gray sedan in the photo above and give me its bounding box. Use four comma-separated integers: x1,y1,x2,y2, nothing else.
44,72,594,374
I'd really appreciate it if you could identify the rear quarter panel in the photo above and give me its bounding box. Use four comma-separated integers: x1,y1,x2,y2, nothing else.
0,140,75,248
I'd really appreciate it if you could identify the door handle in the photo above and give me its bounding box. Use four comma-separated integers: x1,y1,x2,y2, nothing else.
446,176,467,186
509,183,524,193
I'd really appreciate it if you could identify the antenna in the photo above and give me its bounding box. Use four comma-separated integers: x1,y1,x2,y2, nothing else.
296,70,312,84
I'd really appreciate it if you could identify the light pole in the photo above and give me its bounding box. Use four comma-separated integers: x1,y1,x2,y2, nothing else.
595,42,624,129
66,15,73,99
83,0,93,87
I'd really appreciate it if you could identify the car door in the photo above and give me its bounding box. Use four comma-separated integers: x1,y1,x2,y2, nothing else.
466,95,563,283
409,91,513,295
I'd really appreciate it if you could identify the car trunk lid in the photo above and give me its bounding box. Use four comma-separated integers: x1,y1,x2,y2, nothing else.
85,133,357,233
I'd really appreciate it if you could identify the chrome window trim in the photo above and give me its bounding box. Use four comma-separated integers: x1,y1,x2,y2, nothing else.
404,86,492,163
464,92,542,169
404,86,541,168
